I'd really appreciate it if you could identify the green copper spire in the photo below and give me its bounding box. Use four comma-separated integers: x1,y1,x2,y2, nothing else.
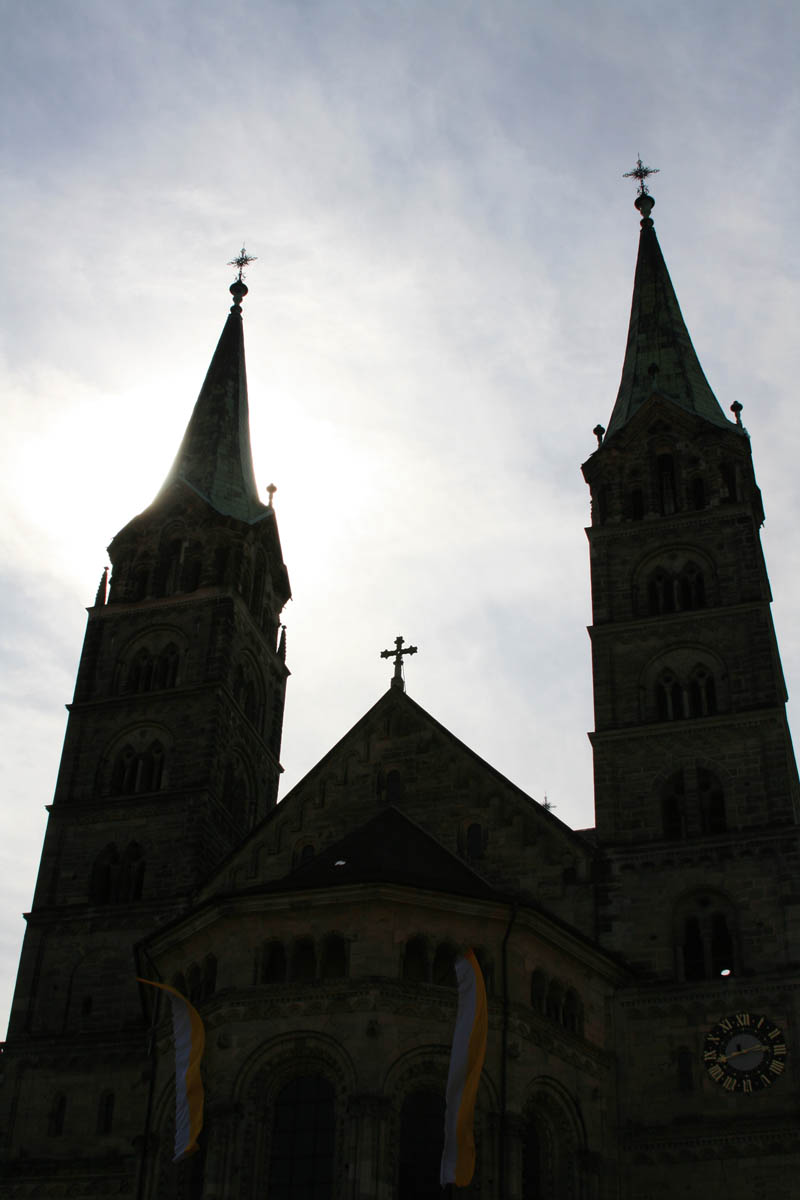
605,185,730,439
157,260,270,524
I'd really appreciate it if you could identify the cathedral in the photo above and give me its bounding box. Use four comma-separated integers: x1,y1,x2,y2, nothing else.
1,182,799,1200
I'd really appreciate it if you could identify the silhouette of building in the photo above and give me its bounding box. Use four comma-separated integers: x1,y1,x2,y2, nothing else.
1,189,799,1199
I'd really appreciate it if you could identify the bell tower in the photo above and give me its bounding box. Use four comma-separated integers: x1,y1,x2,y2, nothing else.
583,181,799,846
582,179,800,975
1,263,290,1189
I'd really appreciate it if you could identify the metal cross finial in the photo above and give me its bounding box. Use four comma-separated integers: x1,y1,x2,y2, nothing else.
266,482,277,507
380,635,418,692
623,156,659,196
228,245,257,282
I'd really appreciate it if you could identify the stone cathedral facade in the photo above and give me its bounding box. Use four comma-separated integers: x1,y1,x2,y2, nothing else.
1,189,799,1200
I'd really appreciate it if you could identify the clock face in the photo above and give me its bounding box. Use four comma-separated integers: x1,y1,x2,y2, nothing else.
703,1012,787,1093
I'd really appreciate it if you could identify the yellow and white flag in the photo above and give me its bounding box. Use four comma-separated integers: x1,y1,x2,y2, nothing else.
138,978,205,1161
440,949,488,1187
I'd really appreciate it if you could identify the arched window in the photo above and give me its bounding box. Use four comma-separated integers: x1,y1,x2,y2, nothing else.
681,562,707,609
689,665,717,717
522,1093,583,1198
320,935,347,980
563,988,583,1035
262,941,286,984
293,842,315,867
662,767,726,839
89,843,120,904
698,769,726,834
676,893,738,980
97,1090,115,1135
627,487,644,520
291,939,316,982
268,1076,336,1199
154,643,180,690
121,841,145,901
465,823,484,860
545,980,564,1023
166,539,184,594
138,741,164,792
399,1089,446,1199
662,772,687,840
111,746,137,794
234,661,264,731
656,669,684,721
132,564,149,601
47,1093,66,1137
111,742,165,795
648,568,675,616
647,562,707,617
181,547,202,593
721,461,738,503
222,759,251,825
402,936,429,983
530,969,547,1012
657,454,677,515
432,943,456,988
127,647,155,693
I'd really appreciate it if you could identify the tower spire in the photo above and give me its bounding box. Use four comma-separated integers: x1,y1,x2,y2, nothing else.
604,166,731,439
155,250,269,523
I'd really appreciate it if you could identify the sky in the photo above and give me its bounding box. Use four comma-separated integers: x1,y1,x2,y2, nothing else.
2,0,800,1034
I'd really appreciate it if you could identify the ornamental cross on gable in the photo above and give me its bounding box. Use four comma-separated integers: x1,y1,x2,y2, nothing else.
380,635,418,692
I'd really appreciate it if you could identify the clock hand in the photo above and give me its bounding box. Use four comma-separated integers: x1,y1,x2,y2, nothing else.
719,1043,769,1063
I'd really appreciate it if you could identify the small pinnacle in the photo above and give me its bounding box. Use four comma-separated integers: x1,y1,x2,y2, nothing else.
593,424,605,447
266,483,277,507
730,401,743,427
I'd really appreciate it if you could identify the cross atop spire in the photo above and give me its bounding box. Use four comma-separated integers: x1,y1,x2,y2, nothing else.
228,245,257,282
601,166,730,440
623,155,659,197
380,635,417,692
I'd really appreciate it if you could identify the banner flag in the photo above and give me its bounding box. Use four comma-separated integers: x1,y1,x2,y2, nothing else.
137,977,206,1161
440,949,488,1187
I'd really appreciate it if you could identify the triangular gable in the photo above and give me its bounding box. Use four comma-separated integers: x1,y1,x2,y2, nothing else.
198,687,597,942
